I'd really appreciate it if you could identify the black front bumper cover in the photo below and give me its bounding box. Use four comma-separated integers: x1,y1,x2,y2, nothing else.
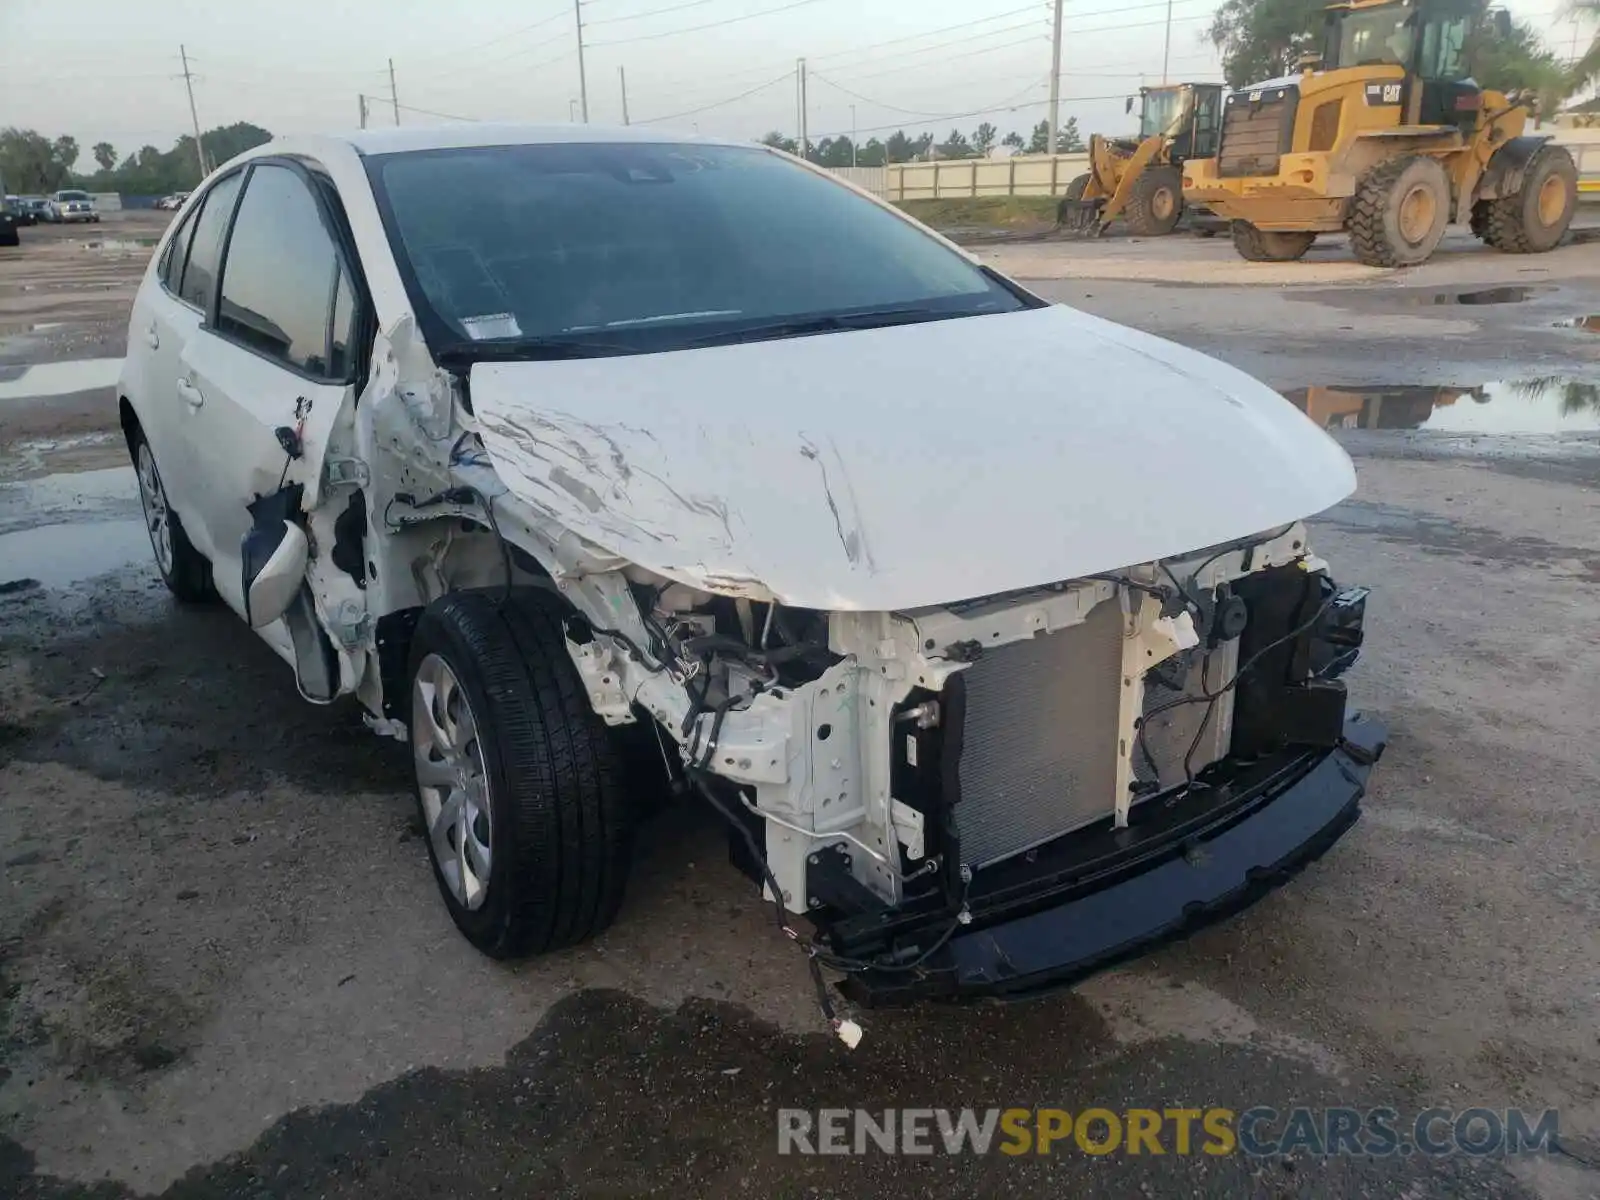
837,713,1386,1006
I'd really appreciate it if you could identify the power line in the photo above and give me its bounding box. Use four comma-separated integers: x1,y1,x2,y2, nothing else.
822,35,1046,85
808,5,1043,64
811,78,1060,138
389,7,571,74
812,72,1048,121
634,69,796,124
587,0,722,26
819,20,1047,78
391,100,480,122
589,0,833,47
398,14,572,83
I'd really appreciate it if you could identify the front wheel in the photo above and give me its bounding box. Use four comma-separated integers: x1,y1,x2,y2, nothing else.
408,589,635,959
1347,155,1451,267
1231,221,1317,262
1473,145,1577,254
1123,165,1184,237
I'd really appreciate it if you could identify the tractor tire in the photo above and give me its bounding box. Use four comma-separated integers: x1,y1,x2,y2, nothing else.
1231,221,1317,262
407,588,635,959
1471,144,1577,254
1123,165,1184,237
1064,173,1090,200
1347,155,1450,267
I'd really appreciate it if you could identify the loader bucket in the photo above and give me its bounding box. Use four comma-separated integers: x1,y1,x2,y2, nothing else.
1055,197,1106,237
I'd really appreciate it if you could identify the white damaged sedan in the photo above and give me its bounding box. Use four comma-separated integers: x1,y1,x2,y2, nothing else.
118,125,1384,1030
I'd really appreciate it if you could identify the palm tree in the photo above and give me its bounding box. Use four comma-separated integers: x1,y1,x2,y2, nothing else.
1567,2,1600,91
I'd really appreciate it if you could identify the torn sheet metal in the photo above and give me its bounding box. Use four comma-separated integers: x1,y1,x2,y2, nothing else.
470,305,1355,611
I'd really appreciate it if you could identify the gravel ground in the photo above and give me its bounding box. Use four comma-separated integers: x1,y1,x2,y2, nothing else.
1,215,1598,1199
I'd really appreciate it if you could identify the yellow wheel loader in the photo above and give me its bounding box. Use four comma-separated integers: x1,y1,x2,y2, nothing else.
1184,0,1577,266
1057,82,1223,237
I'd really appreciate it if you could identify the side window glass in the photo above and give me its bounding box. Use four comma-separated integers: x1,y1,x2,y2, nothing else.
217,165,343,377
178,173,242,311
158,206,198,292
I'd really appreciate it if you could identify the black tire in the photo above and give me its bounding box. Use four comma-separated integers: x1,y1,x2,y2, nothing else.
1472,145,1577,254
1347,155,1450,267
0,228,17,249
1231,221,1317,262
408,589,634,959
130,426,214,602
1123,164,1184,237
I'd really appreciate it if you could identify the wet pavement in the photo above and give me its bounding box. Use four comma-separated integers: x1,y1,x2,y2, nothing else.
2,218,1599,1199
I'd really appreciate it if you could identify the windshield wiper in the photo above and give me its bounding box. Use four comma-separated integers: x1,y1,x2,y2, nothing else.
680,305,974,349
435,336,640,366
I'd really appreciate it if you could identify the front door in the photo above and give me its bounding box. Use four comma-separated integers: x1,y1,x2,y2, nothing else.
174,161,362,629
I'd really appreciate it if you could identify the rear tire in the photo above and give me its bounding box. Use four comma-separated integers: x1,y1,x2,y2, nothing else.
1347,155,1450,267
1231,221,1316,262
1123,165,1184,237
1063,173,1090,200
131,428,214,602
1472,144,1577,254
408,589,634,959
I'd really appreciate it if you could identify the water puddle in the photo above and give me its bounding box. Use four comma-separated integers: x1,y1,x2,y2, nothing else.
1283,380,1600,434
0,519,150,589
0,357,122,400
0,465,138,535
83,237,156,252
1555,315,1600,332
1427,286,1540,306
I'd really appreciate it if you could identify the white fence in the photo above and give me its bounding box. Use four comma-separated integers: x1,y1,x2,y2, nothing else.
828,165,888,197
869,129,1600,203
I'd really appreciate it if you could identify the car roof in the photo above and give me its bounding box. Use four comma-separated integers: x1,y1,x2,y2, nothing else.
302,122,748,157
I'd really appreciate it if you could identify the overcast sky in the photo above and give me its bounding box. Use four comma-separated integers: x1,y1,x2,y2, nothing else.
1,0,1586,165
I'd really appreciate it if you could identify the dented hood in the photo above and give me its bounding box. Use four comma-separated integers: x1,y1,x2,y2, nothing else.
470,305,1355,610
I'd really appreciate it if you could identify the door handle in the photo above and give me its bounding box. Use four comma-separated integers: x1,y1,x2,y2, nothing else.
144,325,159,350
176,377,204,409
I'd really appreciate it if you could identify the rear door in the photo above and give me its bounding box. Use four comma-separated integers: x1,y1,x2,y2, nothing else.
125,172,243,560
175,160,362,620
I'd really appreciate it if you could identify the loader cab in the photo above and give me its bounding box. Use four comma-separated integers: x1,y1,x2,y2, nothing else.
1137,83,1224,162
1321,0,1484,128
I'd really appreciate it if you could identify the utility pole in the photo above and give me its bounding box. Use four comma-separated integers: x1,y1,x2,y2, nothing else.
797,57,809,160
619,66,629,124
1161,0,1174,83
1047,0,1063,155
574,0,590,122
359,94,369,130
850,104,857,167
179,44,208,178
389,58,400,124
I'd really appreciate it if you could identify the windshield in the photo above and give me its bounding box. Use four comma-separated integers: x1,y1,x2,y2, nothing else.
1334,3,1415,67
1139,89,1188,139
367,141,1029,357
57,191,89,202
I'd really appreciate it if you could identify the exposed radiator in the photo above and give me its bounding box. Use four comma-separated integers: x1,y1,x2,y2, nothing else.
952,601,1241,871
953,599,1124,869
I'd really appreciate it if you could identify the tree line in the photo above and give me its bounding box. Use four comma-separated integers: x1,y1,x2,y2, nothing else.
759,118,1086,168
0,123,272,196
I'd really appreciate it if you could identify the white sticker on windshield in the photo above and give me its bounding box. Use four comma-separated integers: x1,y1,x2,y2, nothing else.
460,313,522,340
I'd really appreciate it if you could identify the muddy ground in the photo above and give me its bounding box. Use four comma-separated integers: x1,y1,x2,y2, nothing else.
1,214,1598,1199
